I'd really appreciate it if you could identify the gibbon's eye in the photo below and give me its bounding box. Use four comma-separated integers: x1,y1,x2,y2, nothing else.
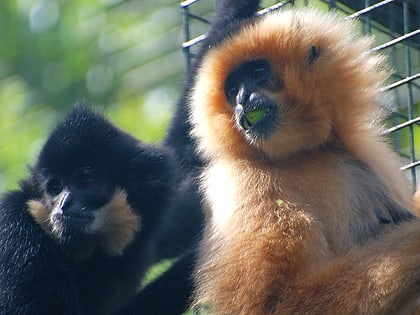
250,60,283,91
227,85,238,100
248,60,270,84
224,59,273,105
46,177,63,196
308,45,320,65
250,65,268,81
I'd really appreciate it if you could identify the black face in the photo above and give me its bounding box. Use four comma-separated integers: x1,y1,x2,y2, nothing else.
224,59,281,139
28,106,135,256
32,160,117,253
43,165,114,209
45,165,114,222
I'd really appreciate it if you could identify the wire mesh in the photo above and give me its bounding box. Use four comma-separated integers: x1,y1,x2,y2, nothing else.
180,0,420,190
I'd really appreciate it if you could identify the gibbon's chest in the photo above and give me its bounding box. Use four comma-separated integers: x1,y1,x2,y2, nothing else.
202,156,397,254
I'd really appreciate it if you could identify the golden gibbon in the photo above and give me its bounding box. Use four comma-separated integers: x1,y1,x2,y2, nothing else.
189,9,420,315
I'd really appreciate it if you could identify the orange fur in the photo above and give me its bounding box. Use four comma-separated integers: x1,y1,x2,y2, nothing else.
190,9,420,314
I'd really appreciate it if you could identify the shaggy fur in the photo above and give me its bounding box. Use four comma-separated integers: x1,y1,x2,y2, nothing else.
190,9,420,314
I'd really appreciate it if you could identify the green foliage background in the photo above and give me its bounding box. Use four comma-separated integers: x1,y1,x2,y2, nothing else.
0,0,214,193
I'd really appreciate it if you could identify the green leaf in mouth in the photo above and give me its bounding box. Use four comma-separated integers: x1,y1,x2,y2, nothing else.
244,108,268,125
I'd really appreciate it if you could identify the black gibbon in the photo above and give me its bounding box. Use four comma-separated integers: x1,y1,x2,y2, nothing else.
0,105,176,315
189,8,420,315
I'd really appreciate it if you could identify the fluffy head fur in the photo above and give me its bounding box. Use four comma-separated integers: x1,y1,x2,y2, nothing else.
191,8,408,207
191,9,387,160
190,9,420,314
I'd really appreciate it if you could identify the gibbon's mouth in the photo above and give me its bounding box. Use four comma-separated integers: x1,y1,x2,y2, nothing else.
51,207,95,228
235,101,278,139
241,108,270,130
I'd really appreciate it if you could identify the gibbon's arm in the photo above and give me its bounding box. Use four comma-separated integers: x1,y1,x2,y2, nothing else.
201,0,261,49
205,212,420,314
156,0,262,259
155,0,261,260
275,222,420,314
164,0,261,158
0,190,83,315
115,252,196,315
192,160,420,315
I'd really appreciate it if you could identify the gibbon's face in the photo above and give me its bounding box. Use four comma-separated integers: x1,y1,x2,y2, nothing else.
29,164,127,249
191,9,387,161
27,108,140,258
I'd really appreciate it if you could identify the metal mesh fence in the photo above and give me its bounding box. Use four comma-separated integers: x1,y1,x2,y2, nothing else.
180,0,420,190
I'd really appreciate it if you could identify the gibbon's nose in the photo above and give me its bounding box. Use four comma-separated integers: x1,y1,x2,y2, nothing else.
236,85,260,110
236,85,248,106
59,191,73,212
235,103,244,117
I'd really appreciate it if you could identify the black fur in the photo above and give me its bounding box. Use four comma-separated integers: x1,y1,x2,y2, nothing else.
0,105,176,315
117,251,196,315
